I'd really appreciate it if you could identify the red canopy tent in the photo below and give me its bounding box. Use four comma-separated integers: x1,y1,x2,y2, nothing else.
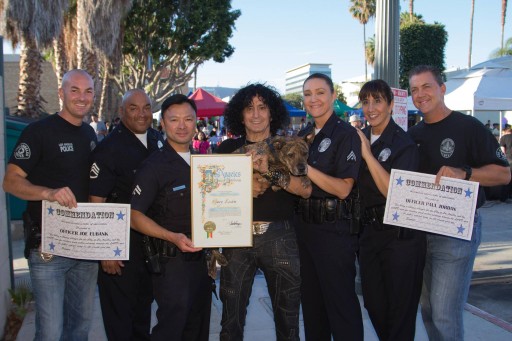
188,88,226,118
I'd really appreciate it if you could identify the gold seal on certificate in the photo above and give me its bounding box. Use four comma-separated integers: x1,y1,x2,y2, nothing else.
204,221,216,238
191,154,253,248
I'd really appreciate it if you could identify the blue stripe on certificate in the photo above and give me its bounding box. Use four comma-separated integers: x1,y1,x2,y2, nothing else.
173,185,186,191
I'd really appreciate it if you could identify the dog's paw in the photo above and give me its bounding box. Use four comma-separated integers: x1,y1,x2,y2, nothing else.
300,176,312,189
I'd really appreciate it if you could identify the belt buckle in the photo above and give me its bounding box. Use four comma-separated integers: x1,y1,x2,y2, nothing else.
252,222,270,235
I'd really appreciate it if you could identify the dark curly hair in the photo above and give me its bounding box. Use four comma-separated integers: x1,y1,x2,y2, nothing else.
223,84,290,136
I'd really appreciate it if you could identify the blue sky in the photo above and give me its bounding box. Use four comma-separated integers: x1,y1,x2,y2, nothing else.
194,0,511,93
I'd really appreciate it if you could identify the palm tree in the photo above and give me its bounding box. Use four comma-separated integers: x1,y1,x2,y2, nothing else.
399,12,425,26
502,0,508,51
0,0,68,118
349,0,376,81
468,0,475,68
490,37,512,58
76,0,133,120
365,35,375,67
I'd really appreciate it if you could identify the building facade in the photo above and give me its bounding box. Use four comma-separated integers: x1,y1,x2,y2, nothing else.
285,63,331,94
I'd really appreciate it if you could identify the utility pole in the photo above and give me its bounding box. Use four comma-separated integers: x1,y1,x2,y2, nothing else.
374,0,400,87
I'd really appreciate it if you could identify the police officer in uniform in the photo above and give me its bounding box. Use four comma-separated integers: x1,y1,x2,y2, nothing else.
356,80,425,341
89,89,164,340
296,73,363,340
130,94,211,341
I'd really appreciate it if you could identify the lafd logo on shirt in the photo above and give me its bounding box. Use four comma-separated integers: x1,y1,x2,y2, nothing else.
440,138,455,158
14,143,31,159
59,143,74,152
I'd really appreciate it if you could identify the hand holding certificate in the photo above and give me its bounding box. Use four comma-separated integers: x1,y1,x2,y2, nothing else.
383,169,479,240
41,201,131,260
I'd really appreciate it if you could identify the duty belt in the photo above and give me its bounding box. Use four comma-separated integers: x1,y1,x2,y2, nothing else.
252,222,270,235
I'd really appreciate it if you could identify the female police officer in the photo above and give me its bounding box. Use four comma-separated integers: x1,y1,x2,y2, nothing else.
296,73,363,340
356,79,425,341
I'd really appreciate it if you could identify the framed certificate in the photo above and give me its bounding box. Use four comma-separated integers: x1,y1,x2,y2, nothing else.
383,169,479,240
41,201,131,260
191,154,253,248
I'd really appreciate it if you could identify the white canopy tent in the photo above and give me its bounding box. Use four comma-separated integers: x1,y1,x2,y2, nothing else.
408,56,512,130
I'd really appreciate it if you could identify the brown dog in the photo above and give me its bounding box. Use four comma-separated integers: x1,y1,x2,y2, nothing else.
245,136,311,190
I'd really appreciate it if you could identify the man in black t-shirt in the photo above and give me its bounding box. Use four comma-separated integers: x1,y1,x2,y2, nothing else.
217,84,311,341
3,69,98,341
408,65,510,341
89,89,164,340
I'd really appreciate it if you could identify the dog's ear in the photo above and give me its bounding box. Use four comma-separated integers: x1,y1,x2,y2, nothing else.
271,136,287,151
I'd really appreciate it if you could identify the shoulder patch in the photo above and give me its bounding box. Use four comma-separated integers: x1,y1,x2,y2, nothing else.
90,162,100,179
14,143,31,159
347,150,357,162
497,147,507,161
132,185,142,196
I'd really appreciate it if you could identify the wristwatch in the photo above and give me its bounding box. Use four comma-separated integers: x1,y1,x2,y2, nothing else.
462,165,472,180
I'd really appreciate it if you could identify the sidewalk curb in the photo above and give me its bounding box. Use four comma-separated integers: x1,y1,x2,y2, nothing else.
465,303,512,333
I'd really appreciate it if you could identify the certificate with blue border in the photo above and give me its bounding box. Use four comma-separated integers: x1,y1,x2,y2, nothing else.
191,154,253,248
41,201,130,260
383,169,479,240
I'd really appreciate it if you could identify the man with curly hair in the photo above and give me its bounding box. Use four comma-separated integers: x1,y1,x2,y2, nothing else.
216,84,311,341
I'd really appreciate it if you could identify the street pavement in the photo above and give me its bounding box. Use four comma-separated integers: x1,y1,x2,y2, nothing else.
12,200,512,340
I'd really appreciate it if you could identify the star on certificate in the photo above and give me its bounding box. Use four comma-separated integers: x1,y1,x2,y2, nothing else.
465,188,473,198
392,212,400,221
116,211,125,220
457,224,465,234
47,206,54,215
49,242,55,251
113,247,122,256
396,176,404,186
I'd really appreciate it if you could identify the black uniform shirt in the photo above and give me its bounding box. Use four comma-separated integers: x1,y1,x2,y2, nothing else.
8,113,97,223
89,122,164,203
359,118,419,209
131,142,192,234
408,111,509,207
307,112,361,198
216,137,297,221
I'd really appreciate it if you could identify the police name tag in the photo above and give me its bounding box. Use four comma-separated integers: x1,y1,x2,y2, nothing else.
383,169,479,240
41,201,130,260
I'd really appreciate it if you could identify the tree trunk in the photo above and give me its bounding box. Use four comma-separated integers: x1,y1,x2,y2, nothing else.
502,0,508,50
363,22,368,81
468,0,475,68
53,31,68,110
409,0,414,20
98,60,110,121
77,0,100,117
17,36,44,118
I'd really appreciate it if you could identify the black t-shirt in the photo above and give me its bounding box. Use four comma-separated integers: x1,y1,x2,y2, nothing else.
89,122,164,203
359,118,419,208
131,143,192,234
216,137,297,221
306,112,361,198
408,111,509,207
499,133,512,164
8,113,97,223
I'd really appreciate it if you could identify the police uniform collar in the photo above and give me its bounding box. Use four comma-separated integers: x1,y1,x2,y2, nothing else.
363,118,399,146
314,111,339,138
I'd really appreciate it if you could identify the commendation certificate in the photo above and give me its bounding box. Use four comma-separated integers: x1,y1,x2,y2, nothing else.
191,154,253,248
383,169,479,240
41,201,130,260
